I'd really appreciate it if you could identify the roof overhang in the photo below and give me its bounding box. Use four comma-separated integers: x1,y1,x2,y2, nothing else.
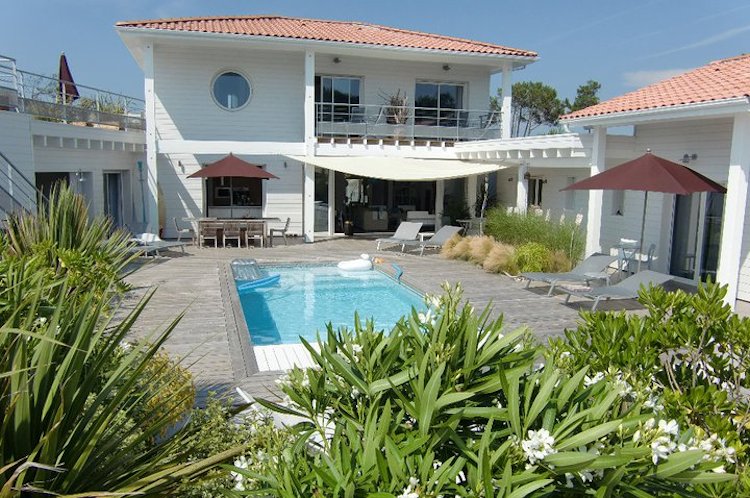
286,155,505,180
116,26,537,71
561,97,750,128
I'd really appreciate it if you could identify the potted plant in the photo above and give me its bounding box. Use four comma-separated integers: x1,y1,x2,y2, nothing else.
380,89,410,126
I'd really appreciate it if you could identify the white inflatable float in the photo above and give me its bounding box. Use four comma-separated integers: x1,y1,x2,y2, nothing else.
337,253,373,271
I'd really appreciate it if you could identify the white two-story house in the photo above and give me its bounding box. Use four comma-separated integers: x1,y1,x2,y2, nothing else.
455,54,750,310
115,15,537,240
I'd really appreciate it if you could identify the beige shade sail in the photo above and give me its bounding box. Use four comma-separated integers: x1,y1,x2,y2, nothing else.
285,155,505,181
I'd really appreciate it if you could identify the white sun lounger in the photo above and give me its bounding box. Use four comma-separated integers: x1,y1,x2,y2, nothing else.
559,270,673,310
522,254,618,296
375,221,423,251
129,232,186,257
401,225,463,255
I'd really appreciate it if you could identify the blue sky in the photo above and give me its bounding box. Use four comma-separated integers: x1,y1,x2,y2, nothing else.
3,0,749,103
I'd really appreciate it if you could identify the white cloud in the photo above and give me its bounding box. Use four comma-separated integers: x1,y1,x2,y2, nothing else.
623,68,692,88
642,23,750,60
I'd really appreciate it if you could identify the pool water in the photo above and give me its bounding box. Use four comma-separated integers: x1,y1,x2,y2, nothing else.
238,265,425,345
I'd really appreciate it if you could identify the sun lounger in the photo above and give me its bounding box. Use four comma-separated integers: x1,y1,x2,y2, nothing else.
375,221,423,251
559,270,673,310
401,225,463,255
129,233,186,257
522,254,618,296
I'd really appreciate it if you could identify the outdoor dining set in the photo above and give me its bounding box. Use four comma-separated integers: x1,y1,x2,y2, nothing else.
177,217,291,248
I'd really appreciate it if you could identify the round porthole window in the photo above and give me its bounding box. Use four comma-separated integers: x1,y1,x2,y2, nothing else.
211,71,252,110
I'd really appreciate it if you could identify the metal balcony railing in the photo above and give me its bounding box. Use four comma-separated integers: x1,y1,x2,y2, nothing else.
315,103,502,142
0,55,145,131
0,149,42,219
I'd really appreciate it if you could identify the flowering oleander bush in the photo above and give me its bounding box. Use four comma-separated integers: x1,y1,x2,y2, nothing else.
548,280,750,495
233,284,734,497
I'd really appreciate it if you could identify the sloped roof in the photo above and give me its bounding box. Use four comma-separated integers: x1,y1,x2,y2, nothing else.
563,53,750,121
115,15,537,58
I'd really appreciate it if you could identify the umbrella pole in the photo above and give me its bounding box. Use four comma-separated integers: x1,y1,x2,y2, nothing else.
230,176,233,219
638,191,648,272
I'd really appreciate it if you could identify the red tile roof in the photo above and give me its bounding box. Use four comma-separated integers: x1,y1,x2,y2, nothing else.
563,54,750,121
116,15,537,58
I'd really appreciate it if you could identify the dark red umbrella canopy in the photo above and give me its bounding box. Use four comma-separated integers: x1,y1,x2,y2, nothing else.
58,52,79,103
188,153,279,179
562,152,726,195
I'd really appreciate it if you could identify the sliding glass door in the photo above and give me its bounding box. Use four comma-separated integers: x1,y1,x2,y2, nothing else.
669,192,725,281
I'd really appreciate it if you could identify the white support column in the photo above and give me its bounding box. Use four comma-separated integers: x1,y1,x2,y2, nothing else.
466,175,478,217
143,43,159,232
585,126,607,256
304,50,316,157
516,163,528,212
435,180,444,230
327,168,335,236
717,112,750,308
303,164,315,243
501,63,513,139
303,50,316,241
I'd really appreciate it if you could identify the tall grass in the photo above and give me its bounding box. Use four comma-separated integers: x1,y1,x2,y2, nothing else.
484,207,585,264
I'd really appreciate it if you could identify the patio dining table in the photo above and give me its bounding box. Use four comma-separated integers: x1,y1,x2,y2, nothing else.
185,217,281,248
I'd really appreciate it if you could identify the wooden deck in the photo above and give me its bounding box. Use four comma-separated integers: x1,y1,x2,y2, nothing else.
121,237,613,402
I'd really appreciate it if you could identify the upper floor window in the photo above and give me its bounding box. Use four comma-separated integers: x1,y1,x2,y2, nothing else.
414,81,465,126
316,76,361,122
212,71,252,110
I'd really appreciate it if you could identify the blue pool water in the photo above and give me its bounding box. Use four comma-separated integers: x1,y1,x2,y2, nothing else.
238,265,425,345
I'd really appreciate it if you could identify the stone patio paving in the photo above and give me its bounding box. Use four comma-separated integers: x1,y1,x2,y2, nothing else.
120,237,626,403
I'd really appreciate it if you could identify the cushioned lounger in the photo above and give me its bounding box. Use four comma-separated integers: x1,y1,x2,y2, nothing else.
522,254,618,296
375,221,423,251
558,270,673,310
401,225,463,255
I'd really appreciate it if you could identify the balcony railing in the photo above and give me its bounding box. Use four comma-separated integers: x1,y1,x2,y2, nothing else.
316,103,501,142
0,55,145,131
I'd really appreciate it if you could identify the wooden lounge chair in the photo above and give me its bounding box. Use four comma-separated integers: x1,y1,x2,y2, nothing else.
522,254,618,296
401,225,463,255
375,221,423,251
558,270,673,310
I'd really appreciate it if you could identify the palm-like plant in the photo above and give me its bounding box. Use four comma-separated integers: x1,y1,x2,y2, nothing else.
0,187,245,496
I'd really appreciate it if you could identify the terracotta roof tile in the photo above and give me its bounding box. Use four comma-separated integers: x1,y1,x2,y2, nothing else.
562,53,750,120
115,15,537,58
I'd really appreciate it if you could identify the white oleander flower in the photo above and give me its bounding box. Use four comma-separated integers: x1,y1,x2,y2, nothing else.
651,436,676,464
644,418,656,430
351,343,363,354
584,372,605,388
396,477,420,498
658,419,679,437
521,428,557,465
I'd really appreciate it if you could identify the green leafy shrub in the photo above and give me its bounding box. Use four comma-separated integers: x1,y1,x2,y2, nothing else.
513,242,551,272
484,207,584,264
176,398,292,497
548,280,750,496
240,285,734,497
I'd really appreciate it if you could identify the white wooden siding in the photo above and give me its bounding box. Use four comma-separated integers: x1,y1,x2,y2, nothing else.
158,154,303,239
0,113,35,208
33,146,143,225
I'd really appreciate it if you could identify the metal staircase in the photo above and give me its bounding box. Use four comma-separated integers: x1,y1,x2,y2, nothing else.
0,149,40,220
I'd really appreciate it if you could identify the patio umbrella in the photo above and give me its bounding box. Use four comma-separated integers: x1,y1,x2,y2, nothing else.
58,52,79,103
562,150,726,270
188,153,279,217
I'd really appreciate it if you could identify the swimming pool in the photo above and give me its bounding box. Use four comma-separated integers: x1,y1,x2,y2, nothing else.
237,264,425,345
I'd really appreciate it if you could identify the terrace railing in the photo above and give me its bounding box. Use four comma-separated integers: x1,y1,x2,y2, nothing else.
315,103,502,142
0,55,145,131
0,148,41,220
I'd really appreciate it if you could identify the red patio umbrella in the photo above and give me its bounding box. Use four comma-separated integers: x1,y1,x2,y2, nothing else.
562,150,726,270
188,153,279,217
58,52,79,103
